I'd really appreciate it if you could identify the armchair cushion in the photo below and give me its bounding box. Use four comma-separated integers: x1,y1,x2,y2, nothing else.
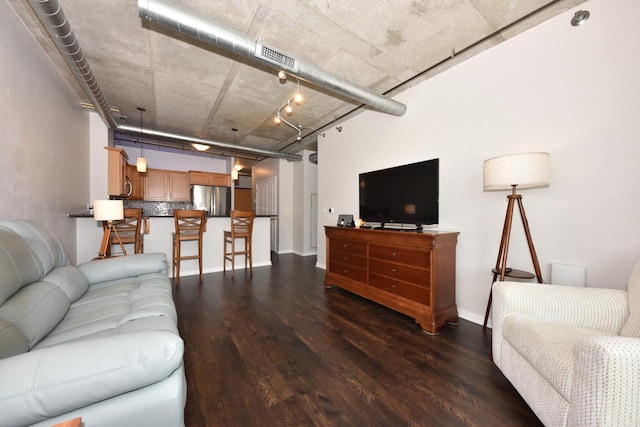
503,316,615,400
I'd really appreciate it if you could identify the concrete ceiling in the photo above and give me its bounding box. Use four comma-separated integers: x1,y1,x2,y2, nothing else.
8,0,584,161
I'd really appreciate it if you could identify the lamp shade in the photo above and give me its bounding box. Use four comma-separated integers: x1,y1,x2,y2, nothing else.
93,200,124,221
136,157,147,172
483,152,550,191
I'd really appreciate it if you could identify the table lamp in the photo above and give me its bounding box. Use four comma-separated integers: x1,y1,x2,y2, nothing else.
94,199,125,259
482,152,550,329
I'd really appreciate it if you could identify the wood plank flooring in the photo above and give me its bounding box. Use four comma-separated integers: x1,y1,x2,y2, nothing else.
172,253,543,427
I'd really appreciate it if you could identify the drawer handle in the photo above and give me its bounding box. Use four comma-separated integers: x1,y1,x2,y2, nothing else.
391,268,397,273
343,269,348,273
343,256,348,261
343,243,348,248
392,284,397,289
392,252,397,257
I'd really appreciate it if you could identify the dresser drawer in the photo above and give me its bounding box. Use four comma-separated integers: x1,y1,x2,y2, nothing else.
369,273,430,305
330,238,367,256
369,259,430,287
329,260,367,283
330,249,367,270
369,244,430,268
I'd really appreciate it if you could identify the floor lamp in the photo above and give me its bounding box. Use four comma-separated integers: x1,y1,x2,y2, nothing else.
482,152,550,330
94,199,125,259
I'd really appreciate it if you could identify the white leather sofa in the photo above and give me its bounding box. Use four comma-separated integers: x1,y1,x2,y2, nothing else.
0,220,186,427
492,261,640,426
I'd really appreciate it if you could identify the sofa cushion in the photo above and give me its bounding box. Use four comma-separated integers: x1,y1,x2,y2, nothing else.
33,273,176,348
0,220,68,273
43,266,89,303
503,315,615,400
0,227,44,305
0,282,70,349
0,319,29,359
0,331,183,427
620,260,640,337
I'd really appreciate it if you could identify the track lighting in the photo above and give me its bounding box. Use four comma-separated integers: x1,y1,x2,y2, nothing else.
273,79,306,142
277,70,286,80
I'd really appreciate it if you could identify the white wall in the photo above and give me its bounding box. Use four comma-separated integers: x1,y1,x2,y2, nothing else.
317,0,640,325
0,2,89,263
252,157,294,254
293,150,318,256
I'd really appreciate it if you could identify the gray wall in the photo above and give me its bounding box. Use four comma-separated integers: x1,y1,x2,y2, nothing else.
1,2,89,264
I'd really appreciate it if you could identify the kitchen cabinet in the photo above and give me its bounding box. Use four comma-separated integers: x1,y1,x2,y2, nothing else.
126,164,145,200
106,147,130,198
145,168,190,201
189,170,231,187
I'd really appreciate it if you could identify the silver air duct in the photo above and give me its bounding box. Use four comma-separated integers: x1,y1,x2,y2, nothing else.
27,0,118,130
137,0,408,117
117,125,302,161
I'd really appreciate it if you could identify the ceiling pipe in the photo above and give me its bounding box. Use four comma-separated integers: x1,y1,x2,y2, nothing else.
26,0,302,161
117,125,302,161
137,0,407,117
27,0,118,129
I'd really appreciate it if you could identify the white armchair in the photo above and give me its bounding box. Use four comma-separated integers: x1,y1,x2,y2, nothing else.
492,261,640,427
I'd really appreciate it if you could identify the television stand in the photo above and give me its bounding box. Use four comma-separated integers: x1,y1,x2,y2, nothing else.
324,226,459,334
374,223,423,232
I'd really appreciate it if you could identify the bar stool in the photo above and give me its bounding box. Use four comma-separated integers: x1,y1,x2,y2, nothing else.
223,210,254,277
172,209,206,286
104,208,144,256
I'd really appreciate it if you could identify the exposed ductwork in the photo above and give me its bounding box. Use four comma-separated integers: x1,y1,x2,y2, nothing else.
137,0,408,117
27,0,118,130
117,125,302,161
25,0,303,162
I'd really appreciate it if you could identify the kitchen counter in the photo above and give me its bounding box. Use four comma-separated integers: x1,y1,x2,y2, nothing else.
69,210,274,218
71,215,272,275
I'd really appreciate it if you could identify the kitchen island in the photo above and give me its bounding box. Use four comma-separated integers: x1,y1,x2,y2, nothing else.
71,213,272,278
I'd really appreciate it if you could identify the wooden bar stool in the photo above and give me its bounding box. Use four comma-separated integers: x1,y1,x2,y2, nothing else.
223,210,255,277
104,208,144,256
173,209,206,286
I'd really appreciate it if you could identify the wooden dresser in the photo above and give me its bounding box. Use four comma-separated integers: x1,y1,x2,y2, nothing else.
324,226,459,334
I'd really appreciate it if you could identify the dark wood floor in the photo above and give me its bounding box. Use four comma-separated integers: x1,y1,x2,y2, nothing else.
172,253,543,427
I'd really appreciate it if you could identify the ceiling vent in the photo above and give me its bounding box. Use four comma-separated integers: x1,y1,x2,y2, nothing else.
255,42,299,73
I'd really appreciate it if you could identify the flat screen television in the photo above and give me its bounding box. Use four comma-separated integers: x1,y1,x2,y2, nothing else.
359,158,439,230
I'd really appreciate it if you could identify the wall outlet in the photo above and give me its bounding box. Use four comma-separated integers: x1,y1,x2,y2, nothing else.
328,207,335,214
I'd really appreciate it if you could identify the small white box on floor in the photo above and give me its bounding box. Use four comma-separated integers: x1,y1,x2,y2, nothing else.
550,263,586,287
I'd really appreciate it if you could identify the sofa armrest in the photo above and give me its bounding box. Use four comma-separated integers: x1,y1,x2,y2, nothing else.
492,281,629,360
568,336,640,426
0,331,183,427
78,253,168,285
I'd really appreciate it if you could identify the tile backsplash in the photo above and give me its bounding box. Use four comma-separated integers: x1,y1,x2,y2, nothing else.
124,200,192,217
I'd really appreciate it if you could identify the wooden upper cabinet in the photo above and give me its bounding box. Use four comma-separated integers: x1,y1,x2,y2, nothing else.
189,170,231,187
127,164,145,200
106,147,129,197
169,171,190,201
145,168,190,201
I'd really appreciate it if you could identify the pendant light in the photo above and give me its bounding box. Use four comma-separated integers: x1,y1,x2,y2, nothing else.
136,107,147,172
231,128,239,180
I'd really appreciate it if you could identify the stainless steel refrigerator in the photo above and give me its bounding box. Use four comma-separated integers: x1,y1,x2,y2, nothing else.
191,185,231,217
